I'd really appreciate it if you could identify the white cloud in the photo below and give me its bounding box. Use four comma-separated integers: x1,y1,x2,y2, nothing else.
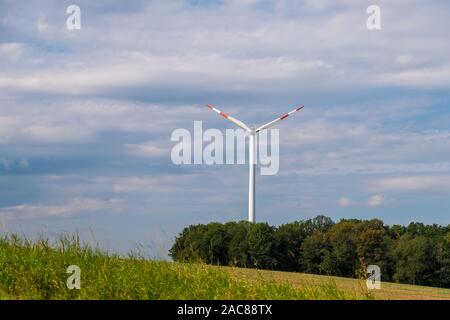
94,174,213,194
23,125,94,143
0,42,25,60
0,197,122,220
338,197,353,207
0,55,338,96
0,0,449,230
368,194,385,207
373,176,450,192
376,66,450,89
283,113,450,176
126,142,168,158
35,16,48,33
0,99,204,145
1,1,449,95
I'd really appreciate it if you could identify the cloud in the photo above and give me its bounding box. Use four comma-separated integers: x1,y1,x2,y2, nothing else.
0,158,13,170
0,99,204,145
0,55,338,96
126,142,169,158
368,194,385,207
93,174,230,194
0,42,25,60
0,197,122,220
0,158,29,171
376,66,450,89
372,176,450,192
283,114,450,176
0,0,450,250
23,125,94,144
338,197,353,207
1,0,450,97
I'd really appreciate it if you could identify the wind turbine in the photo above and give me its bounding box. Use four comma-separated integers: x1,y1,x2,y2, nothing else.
206,104,304,223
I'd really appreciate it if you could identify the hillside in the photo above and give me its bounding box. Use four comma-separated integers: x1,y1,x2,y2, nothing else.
170,218,450,289
219,266,450,300
0,234,449,300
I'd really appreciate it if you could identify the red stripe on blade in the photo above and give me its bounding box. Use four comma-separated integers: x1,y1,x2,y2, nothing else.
220,112,229,118
207,104,213,109
296,106,304,111
280,114,289,120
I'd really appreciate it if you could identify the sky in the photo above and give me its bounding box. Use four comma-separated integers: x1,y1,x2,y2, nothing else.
0,0,449,256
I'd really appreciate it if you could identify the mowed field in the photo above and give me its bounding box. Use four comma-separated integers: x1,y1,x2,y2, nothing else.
220,266,450,300
1,235,449,300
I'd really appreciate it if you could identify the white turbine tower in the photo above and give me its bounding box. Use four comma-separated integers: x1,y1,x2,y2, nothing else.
206,104,304,223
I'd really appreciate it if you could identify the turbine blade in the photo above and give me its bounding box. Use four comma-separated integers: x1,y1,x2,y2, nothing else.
256,106,304,132
206,104,251,131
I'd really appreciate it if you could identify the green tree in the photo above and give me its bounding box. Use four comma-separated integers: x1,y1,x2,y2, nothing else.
434,232,450,287
327,221,358,277
169,224,209,262
246,223,277,269
300,232,333,274
169,217,450,288
201,222,229,264
354,220,392,280
274,221,308,272
392,235,435,285
226,221,251,267
170,223,229,264
303,215,335,234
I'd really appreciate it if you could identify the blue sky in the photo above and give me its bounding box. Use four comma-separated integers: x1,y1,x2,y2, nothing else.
0,0,449,256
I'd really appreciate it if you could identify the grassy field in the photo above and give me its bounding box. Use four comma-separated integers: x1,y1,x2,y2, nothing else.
0,234,449,300
220,267,450,300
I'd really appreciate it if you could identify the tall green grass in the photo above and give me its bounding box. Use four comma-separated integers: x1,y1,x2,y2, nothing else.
0,233,371,300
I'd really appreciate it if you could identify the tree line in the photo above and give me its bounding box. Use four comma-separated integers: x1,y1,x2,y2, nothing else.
170,216,450,288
